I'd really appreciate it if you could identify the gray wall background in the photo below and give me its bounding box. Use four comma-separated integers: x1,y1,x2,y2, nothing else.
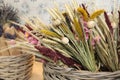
1,0,120,23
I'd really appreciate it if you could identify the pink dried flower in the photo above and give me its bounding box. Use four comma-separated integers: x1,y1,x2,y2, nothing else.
28,37,34,42
27,36,38,45
30,39,38,45
91,36,101,46
85,32,89,40
94,36,101,42
83,21,91,40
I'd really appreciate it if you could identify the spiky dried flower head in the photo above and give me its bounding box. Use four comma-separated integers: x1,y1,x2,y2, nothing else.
0,2,19,25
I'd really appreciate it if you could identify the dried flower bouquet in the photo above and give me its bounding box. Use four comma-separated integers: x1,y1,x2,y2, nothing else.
4,0,120,73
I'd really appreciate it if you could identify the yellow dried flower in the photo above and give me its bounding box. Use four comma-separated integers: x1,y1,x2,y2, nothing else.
90,10,104,19
40,30,61,38
73,17,84,41
77,7,89,21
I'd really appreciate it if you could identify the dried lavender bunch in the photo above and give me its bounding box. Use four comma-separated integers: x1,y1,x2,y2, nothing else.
0,1,19,39
0,2,19,25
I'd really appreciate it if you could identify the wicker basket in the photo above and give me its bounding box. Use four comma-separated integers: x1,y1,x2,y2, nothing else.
0,53,34,80
43,63,120,80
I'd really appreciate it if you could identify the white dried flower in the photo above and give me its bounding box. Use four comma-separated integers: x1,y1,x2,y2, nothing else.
53,19,61,26
87,21,96,28
61,37,69,44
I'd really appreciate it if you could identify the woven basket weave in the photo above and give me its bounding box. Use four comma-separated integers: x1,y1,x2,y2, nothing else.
0,53,34,80
43,63,120,80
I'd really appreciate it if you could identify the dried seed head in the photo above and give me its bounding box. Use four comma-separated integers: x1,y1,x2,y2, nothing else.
61,37,69,44
87,20,96,28
0,2,19,25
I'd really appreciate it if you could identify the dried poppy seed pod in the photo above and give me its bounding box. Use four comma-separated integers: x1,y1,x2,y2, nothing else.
87,20,96,28
61,37,69,44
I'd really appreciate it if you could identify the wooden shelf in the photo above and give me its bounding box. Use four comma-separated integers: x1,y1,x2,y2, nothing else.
30,62,43,80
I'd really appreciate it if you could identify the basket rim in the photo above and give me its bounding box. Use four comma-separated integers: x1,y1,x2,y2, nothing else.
44,62,120,73
44,63,120,80
0,52,32,58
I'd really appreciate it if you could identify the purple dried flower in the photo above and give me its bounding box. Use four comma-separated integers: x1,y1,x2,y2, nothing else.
35,46,59,62
104,12,113,34
35,46,82,69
